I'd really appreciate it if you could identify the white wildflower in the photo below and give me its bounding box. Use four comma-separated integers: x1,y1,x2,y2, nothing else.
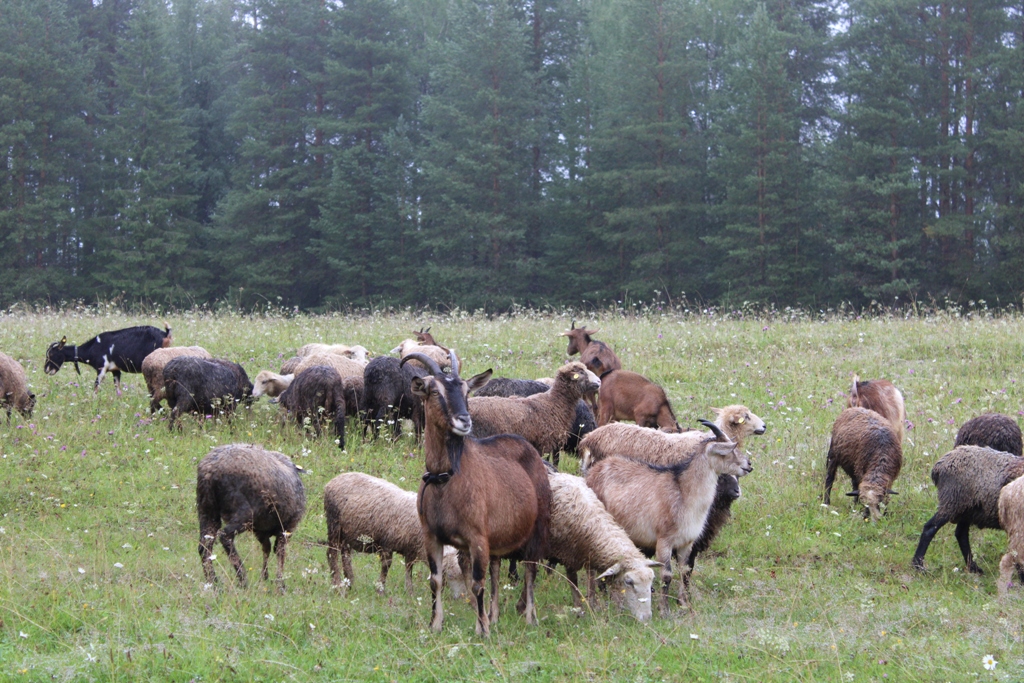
264,613,274,622
983,655,997,671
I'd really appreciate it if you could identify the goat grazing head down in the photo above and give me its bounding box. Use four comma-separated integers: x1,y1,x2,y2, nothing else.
400,350,549,637
44,336,77,376
561,320,598,357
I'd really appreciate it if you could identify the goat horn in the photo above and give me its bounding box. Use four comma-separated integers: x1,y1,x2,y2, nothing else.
699,419,727,441
400,353,443,378
570,319,576,329
448,349,460,376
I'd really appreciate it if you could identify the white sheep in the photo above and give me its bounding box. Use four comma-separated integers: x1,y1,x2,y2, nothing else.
324,472,465,596
547,471,657,621
390,339,456,371
997,474,1024,597
297,343,369,364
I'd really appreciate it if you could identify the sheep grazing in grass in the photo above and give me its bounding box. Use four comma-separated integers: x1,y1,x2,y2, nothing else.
596,370,680,432
324,472,465,596
472,377,597,455
955,413,1022,457
547,471,657,621
142,346,213,413
340,374,363,419
163,357,253,430
0,351,35,421
362,356,428,440
823,407,902,521
405,351,551,636
848,375,906,444
297,343,369,364
912,445,1024,573
586,421,751,614
998,475,1024,597
391,339,456,371
468,362,600,468
277,365,347,448
561,321,621,378
197,444,306,591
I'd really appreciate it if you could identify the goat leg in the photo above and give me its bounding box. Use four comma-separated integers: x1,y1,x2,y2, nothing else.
488,557,501,626
519,560,538,625
655,539,674,616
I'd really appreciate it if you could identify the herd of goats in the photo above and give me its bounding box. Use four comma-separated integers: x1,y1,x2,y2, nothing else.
1,321,1023,635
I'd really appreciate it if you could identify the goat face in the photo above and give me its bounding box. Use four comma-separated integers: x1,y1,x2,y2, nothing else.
706,439,752,477
411,368,492,436
44,337,73,375
560,322,597,357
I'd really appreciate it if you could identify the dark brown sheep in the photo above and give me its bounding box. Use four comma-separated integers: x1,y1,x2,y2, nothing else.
163,357,253,430
197,444,306,591
277,365,347,448
823,407,902,521
404,352,551,637
954,413,1022,456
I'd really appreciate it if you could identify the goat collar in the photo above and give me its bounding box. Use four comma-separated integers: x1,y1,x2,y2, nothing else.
422,470,454,486
599,369,615,379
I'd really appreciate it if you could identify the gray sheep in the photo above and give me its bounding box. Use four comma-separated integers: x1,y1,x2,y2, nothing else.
0,351,35,421
955,413,1022,457
197,444,306,590
323,472,464,595
277,365,347,448
912,445,1024,573
163,357,253,430
468,361,600,467
823,407,902,521
473,377,597,454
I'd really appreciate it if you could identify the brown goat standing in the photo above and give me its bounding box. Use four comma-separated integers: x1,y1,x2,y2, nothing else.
561,321,621,377
848,375,906,444
597,369,680,432
404,352,551,637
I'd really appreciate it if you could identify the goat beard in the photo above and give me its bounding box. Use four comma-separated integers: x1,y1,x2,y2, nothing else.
447,435,464,475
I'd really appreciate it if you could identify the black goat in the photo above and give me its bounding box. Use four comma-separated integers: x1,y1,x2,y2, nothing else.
44,324,172,392
163,357,252,430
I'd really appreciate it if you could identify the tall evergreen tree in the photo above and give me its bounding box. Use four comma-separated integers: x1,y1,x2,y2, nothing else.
312,0,417,307
214,0,332,308
91,0,201,303
705,1,833,305
0,0,92,305
416,0,540,308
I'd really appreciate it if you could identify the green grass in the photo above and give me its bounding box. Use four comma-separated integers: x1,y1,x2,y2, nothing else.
1,308,1022,682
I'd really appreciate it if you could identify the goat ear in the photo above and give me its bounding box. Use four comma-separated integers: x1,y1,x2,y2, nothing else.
58,336,67,348
846,490,860,497
645,560,663,568
596,563,622,580
466,369,493,392
410,376,429,397
707,440,737,456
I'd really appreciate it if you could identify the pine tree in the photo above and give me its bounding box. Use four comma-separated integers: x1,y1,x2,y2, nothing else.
92,0,201,304
0,0,93,305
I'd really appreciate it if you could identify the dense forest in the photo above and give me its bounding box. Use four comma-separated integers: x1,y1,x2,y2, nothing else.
2,0,1023,311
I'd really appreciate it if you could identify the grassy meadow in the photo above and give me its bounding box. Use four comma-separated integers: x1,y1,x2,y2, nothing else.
0,306,1022,682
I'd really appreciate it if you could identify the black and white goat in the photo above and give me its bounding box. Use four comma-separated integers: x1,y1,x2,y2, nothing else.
44,324,172,393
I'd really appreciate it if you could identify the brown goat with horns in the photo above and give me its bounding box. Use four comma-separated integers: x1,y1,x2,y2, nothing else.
401,351,551,637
